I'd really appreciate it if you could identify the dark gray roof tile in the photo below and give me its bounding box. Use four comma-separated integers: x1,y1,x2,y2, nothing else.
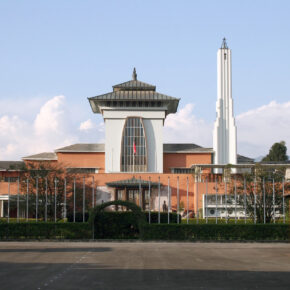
0,161,25,171
113,80,156,90
55,143,105,153
22,152,57,160
163,143,213,153
237,154,254,164
89,91,179,101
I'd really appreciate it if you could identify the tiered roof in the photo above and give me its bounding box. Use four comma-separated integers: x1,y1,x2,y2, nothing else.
88,68,180,115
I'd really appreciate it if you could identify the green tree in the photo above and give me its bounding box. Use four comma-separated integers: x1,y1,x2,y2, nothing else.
262,141,288,162
230,166,289,223
18,161,92,221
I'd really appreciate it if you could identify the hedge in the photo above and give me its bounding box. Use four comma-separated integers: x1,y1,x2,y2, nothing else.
139,224,290,241
145,212,181,224
89,201,146,239
93,212,139,239
0,222,91,240
66,211,181,224
67,212,89,222
1,221,289,241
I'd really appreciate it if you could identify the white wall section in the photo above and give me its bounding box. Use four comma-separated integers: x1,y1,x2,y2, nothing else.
104,110,164,173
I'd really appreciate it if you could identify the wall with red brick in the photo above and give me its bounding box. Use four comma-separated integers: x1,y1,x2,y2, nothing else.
163,153,212,173
57,152,105,173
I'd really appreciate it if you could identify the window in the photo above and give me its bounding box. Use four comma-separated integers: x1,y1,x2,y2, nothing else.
66,168,99,174
4,177,18,182
121,117,147,172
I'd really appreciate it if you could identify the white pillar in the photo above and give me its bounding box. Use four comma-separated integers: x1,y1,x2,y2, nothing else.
0,200,3,217
213,38,237,173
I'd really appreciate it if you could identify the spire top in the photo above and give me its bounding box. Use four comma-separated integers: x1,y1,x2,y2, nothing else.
221,38,228,49
132,67,137,80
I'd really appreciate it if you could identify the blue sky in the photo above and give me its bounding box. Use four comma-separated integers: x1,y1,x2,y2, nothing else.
0,0,290,160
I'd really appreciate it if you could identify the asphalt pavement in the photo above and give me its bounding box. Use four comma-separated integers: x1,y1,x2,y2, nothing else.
0,241,289,290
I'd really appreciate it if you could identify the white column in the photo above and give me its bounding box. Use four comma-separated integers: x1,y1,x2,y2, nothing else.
213,39,237,173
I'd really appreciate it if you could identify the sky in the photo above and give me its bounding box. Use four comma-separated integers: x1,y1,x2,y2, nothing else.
0,0,290,160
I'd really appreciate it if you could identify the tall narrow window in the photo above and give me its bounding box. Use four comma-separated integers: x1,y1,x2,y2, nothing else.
121,117,147,172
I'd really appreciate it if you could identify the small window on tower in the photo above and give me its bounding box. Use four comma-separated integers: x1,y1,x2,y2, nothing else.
224,53,227,60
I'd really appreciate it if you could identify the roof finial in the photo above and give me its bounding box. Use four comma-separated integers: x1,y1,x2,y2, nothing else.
221,37,228,49
132,67,137,81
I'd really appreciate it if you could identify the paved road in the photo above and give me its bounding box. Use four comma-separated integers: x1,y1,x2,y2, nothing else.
0,242,289,290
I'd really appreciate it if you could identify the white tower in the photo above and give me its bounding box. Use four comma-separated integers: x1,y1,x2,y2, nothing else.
213,38,237,172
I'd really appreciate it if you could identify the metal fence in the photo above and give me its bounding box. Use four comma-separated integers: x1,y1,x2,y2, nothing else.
1,174,289,224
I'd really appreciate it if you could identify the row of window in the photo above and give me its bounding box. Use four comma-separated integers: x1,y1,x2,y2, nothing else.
2,177,19,182
66,168,99,174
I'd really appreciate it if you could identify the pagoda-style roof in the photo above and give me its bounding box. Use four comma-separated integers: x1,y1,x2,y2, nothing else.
112,67,156,91
88,69,180,115
106,177,161,188
113,80,156,91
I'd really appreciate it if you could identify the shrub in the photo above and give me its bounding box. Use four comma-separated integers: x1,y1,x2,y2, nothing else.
145,212,181,223
139,224,290,241
67,212,89,222
89,200,146,239
93,212,139,239
0,222,91,240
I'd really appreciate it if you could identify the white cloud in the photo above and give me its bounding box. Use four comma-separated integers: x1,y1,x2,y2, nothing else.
164,103,212,147
79,118,105,143
236,101,290,157
164,101,290,158
79,119,95,131
0,96,78,160
1,96,289,161
34,95,67,135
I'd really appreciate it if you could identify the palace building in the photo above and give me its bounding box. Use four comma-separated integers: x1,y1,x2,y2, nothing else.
4,39,282,219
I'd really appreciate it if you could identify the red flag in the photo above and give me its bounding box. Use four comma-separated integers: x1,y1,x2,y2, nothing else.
133,141,137,155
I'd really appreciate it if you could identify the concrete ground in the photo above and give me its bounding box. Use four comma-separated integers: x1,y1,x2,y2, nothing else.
0,242,289,290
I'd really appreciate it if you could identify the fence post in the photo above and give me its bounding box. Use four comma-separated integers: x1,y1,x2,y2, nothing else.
45,177,47,222
139,176,142,210
148,177,151,224
254,176,256,224
73,177,76,223
64,178,67,220
205,177,208,224
177,176,179,224
186,176,189,225
225,180,228,224
244,177,246,224
83,177,85,223
26,178,29,222
196,175,199,224
215,176,218,224
263,178,266,224
36,177,38,222
158,176,160,224
272,178,275,224
282,178,285,224
234,175,237,224
167,177,170,224
92,176,95,208
54,178,57,222
17,176,20,223
7,177,10,223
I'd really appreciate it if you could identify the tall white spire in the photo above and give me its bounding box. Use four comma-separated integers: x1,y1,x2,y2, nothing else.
213,38,237,172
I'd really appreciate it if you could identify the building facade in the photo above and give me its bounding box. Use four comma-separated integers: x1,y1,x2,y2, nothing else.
5,40,283,220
